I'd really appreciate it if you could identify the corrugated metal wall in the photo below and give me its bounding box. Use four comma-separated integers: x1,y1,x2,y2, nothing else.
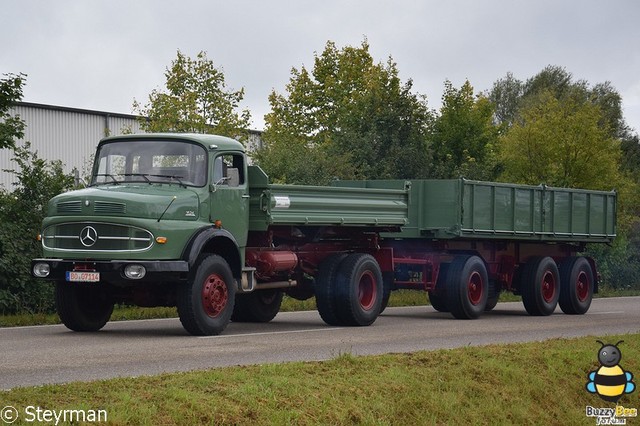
1,103,143,188
0,102,263,189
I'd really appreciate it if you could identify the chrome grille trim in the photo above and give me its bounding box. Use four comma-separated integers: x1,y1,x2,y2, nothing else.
42,222,154,252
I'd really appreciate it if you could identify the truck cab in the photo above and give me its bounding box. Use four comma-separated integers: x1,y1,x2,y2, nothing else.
32,133,249,335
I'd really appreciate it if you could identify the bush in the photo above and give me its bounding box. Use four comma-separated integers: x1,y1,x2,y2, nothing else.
0,143,75,314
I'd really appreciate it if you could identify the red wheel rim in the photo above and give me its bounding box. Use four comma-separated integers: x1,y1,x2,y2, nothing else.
467,271,483,305
576,271,589,302
358,271,377,311
201,273,228,318
541,271,556,303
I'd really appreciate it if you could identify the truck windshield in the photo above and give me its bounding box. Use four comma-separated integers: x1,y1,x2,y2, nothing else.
91,140,207,187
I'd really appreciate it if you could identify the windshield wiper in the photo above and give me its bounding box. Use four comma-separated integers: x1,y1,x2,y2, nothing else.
92,173,120,185
123,173,152,184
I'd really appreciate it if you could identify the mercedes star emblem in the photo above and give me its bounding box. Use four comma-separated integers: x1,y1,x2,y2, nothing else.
80,226,98,247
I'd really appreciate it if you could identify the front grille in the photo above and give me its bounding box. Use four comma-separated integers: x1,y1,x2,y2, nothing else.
42,222,153,252
57,201,82,214
94,201,126,214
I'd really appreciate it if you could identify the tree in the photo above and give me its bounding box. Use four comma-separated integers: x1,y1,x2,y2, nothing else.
498,90,623,190
133,51,251,142
0,143,75,313
430,80,500,180
256,40,433,184
0,73,26,150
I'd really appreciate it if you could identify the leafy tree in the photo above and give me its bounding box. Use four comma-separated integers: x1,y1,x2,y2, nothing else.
133,50,251,142
256,40,433,184
0,143,75,313
0,73,26,150
430,80,500,180
498,90,623,190
488,72,523,127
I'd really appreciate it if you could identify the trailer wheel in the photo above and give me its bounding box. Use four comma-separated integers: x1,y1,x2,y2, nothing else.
232,290,283,322
484,280,500,312
521,256,560,316
446,255,488,319
55,281,114,332
429,263,450,312
315,253,348,326
379,272,393,314
333,253,384,326
177,254,235,336
558,257,594,315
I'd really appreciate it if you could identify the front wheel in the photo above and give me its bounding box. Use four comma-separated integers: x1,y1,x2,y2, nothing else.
521,256,560,316
55,282,114,332
177,254,236,336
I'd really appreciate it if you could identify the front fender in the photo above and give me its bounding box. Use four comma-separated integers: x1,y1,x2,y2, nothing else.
182,226,242,278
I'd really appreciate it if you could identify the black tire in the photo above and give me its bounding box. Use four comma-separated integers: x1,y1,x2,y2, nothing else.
446,255,488,319
177,254,236,336
484,280,500,312
429,263,450,312
379,271,393,314
333,253,384,326
232,289,283,322
521,256,560,316
55,282,114,332
559,256,594,315
315,253,348,326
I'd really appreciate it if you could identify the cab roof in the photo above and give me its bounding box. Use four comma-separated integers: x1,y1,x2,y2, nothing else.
100,133,245,152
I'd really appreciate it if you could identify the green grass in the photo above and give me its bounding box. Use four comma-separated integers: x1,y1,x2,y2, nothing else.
2,333,638,425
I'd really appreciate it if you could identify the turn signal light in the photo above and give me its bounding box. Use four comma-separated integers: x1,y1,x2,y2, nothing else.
156,236,167,244
214,220,222,229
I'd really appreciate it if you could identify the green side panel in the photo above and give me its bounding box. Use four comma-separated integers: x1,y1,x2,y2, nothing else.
334,178,616,243
248,168,409,230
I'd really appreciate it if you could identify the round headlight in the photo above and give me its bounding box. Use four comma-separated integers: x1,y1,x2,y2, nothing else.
124,264,146,279
33,262,51,277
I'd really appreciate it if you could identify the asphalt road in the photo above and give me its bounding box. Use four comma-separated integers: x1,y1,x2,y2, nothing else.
2,297,639,390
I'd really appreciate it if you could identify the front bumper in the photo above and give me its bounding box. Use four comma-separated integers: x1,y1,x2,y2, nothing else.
31,258,190,285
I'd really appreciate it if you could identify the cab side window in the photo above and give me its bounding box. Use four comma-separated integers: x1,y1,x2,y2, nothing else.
212,154,245,187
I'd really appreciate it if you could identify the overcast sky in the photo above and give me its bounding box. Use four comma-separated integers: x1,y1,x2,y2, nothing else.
2,0,639,133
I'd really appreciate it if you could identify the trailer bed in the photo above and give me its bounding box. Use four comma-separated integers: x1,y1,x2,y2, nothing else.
333,179,616,243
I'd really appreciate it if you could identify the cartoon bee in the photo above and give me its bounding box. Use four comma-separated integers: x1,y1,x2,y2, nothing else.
586,340,636,403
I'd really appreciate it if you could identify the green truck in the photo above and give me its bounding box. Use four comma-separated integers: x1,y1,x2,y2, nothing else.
31,133,617,336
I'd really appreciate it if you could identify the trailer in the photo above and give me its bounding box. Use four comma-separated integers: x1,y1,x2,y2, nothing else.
31,133,616,335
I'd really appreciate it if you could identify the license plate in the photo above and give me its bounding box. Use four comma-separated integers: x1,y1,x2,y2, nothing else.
66,271,100,282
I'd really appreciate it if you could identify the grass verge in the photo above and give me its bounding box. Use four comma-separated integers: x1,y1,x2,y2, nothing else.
2,333,638,425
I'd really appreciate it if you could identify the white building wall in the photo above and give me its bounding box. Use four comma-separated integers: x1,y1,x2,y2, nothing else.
1,103,143,188
0,102,263,189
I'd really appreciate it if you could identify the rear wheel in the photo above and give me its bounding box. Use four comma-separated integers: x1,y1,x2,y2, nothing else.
429,263,449,312
315,253,348,326
559,257,594,314
55,282,114,332
446,255,488,319
232,289,283,322
484,280,500,312
333,253,384,326
177,254,236,336
521,256,560,316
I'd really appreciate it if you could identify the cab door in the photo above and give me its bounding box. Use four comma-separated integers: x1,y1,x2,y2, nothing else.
209,152,250,248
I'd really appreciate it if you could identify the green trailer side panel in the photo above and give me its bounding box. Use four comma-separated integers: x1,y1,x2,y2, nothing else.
248,166,409,231
333,178,616,243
